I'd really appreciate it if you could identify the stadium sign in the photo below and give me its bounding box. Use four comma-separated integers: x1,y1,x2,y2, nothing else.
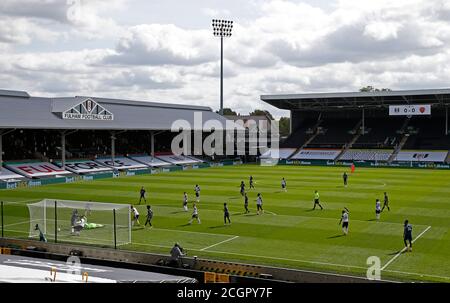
389,104,431,116
63,99,114,121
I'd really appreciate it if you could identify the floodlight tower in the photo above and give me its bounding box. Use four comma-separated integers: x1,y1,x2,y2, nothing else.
212,19,233,116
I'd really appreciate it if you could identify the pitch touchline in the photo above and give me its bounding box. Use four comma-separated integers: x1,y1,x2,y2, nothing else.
117,241,450,281
381,225,431,271
200,236,239,251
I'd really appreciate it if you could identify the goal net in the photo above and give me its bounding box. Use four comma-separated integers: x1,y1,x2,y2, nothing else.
27,199,131,246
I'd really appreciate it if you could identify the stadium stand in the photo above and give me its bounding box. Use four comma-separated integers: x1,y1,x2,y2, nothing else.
394,151,449,162
340,149,393,161
94,156,149,170
5,162,72,178
156,153,202,165
260,148,296,159
262,90,450,164
290,149,341,160
0,167,26,182
402,116,450,150
306,117,360,148
129,155,172,167
55,159,112,175
281,117,320,148
352,117,405,149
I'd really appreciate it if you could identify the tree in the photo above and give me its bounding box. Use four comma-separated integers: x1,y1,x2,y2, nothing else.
249,109,274,120
278,117,291,137
219,108,238,116
359,86,392,92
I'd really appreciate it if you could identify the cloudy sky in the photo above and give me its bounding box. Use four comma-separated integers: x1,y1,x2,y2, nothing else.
1,0,450,118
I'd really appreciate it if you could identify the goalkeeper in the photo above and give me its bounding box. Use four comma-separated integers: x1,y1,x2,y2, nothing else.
73,216,104,235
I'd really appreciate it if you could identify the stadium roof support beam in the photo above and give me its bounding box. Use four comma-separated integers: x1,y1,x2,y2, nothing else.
110,130,126,167
151,131,155,157
0,129,16,172
60,130,77,170
150,131,165,157
362,108,365,135
446,107,448,136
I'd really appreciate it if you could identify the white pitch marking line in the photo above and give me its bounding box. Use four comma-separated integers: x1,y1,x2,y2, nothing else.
3,219,39,228
2,200,41,205
264,210,277,216
200,236,239,251
381,225,431,271
127,241,450,281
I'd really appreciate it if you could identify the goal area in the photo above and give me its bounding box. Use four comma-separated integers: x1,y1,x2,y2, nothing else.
27,199,131,247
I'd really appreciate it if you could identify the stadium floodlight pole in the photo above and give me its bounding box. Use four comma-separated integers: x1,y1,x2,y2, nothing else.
212,19,233,115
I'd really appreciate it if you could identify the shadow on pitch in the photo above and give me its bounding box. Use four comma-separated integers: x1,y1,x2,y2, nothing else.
177,223,192,227
209,225,230,229
387,250,404,256
327,234,345,239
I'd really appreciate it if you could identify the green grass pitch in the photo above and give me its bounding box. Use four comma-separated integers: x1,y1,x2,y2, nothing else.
1,164,449,282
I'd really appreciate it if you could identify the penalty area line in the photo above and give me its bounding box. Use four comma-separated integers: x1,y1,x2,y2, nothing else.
200,235,239,251
381,225,431,271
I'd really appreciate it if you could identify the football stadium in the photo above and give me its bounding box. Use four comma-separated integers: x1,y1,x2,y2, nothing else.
0,88,449,284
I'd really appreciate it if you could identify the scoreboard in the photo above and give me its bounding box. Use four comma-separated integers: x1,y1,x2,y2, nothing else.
389,104,431,116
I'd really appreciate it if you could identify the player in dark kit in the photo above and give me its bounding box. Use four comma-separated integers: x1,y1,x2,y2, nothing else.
403,220,413,252
224,203,231,225
249,176,255,189
145,205,153,228
244,193,249,213
343,172,348,187
194,184,200,202
281,178,287,192
382,192,390,212
240,181,245,196
139,186,146,204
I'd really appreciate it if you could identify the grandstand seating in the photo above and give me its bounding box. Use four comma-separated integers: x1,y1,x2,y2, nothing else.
130,155,172,167
5,162,72,178
402,116,450,150
155,153,202,165
0,167,26,182
352,117,404,149
340,150,393,161
281,118,319,148
260,148,296,159
394,151,449,162
290,149,341,160
306,118,360,148
94,157,149,170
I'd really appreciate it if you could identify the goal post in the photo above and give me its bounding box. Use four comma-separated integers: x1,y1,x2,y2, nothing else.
27,199,131,247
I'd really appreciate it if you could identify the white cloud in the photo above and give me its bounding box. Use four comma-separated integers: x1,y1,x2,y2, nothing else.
106,24,215,65
1,0,450,118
